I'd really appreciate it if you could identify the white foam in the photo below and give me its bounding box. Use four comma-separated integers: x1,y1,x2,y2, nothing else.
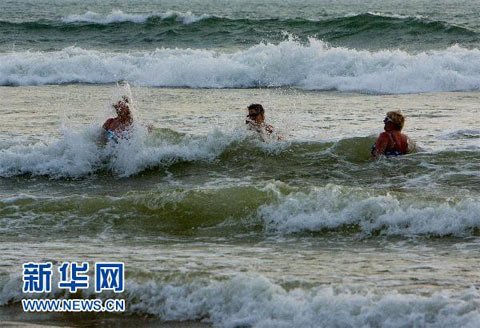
108,127,247,177
0,125,103,178
366,11,426,20
0,124,249,178
62,10,148,24
2,42,480,93
440,129,480,140
258,184,480,236
61,10,210,25
0,193,38,204
159,10,211,25
2,274,479,327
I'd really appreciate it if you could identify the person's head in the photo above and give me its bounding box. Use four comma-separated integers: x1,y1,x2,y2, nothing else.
246,104,265,124
113,96,131,118
383,111,405,131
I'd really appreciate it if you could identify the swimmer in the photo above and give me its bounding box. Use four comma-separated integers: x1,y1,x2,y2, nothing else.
371,110,413,158
245,104,282,141
102,96,133,143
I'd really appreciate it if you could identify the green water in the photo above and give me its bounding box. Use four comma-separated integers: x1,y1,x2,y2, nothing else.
1,0,480,320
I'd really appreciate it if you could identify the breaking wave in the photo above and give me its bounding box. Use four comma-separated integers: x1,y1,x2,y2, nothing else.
2,41,480,93
0,125,249,178
61,10,211,25
258,184,480,237
1,274,479,327
1,182,479,238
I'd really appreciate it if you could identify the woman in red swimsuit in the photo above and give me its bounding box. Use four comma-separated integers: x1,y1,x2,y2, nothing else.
371,111,410,158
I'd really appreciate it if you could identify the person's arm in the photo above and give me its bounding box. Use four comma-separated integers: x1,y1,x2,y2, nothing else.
372,132,389,158
265,125,285,140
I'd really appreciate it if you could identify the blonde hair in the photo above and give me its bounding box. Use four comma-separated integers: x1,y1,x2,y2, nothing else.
386,111,405,130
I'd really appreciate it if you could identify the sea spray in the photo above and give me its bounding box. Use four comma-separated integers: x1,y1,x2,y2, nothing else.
0,125,103,178
0,124,254,178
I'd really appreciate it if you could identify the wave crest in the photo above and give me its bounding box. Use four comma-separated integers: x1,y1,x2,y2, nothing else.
259,184,480,237
2,182,479,238
0,125,251,178
2,41,480,93
61,10,211,25
2,274,480,327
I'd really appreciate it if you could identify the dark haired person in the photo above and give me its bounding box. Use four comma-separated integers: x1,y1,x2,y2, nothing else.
102,96,133,143
246,104,282,141
371,111,412,158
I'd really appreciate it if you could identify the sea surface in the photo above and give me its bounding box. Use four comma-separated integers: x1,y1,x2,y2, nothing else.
1,0,480,327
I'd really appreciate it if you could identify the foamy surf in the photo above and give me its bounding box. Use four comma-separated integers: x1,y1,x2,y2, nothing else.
2,41,480,93
258,184,480,237
0,126,103,178
58,11,424,25
2,182,479,239
0,125,253,178
1,274,479,327
61,10,211,25
62,10,150,24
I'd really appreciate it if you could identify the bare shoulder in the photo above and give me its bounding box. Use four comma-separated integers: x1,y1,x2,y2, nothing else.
377,131,389,140
103,118,115,129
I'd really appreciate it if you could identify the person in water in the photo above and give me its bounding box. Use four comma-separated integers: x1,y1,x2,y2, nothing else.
246,103,280,141
102,96,133,142
371,110,411,158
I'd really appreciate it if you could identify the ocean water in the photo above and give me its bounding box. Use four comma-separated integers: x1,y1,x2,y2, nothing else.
1,1,480,327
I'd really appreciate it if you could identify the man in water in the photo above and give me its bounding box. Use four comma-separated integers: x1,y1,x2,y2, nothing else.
246,103,280,141
102,96,133,142
371,110,412,158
